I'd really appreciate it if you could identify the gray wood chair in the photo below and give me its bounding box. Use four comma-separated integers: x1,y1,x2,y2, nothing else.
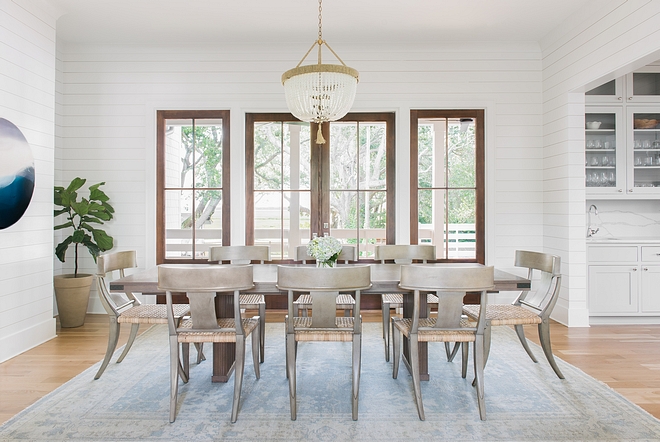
462,250,564,379
158,264,260,423
94,250,196,380
277,265,371,421
208,245,269,362
374,244,440,362
293,245,357,317
393,264,494,421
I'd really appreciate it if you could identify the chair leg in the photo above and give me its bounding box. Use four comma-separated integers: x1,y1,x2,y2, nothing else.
483,322,493,365
179,343,189,383
514,324,538,363
231,335,246,423
169,335,180,423
194,343,205,364
94,317,120,380
461,342,469,379
391,319,400,378
286,332,297,420
258,304,266,363
409,334,425,421
473,336,487,421
116,323,140,363
251,324,261,379
382,299,390,362
352,332,362,421
445,342,460,362
538,320,565,379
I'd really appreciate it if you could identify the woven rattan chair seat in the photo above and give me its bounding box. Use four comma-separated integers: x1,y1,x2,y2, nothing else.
117,304,190,324
292,316,356,341
382,293,439,307
176,317,259,343
463,304,542,326
293,294,355,308
392,317,476,342
239,294,265,306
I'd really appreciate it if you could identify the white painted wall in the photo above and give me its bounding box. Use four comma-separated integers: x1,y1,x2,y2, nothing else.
540,0,660,326
0,0,58,363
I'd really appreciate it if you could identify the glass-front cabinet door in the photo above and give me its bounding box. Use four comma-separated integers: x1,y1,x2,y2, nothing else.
585,108,625,195
627,108,660,193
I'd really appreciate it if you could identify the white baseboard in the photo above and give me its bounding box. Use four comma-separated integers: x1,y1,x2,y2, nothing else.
0,318,57,363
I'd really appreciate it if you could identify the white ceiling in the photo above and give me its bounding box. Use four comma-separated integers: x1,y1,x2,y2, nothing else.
49,0,593,46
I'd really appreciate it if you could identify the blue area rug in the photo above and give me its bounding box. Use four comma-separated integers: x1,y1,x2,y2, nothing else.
1,322,659,441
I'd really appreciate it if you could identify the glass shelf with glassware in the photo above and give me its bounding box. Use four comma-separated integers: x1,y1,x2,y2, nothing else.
585,110,624,193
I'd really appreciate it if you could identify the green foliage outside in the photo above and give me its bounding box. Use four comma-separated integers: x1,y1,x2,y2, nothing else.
417,123,476,225
179,125,223,229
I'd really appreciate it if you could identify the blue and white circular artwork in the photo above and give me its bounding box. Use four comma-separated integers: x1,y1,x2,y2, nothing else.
0,118,35,229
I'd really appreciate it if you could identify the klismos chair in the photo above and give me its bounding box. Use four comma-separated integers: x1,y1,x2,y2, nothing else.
278,264,371,420
392,264,494,420
158,264,260,423
208,245,269,362
462,250,564,379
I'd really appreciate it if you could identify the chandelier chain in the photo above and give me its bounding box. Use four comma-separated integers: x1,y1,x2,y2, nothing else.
318,0,323,42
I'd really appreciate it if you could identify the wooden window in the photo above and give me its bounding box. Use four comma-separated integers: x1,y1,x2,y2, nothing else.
246,113,395,260
410,110,485,263
156,110,230,264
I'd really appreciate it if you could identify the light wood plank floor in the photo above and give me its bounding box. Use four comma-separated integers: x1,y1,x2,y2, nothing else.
1,312,660,425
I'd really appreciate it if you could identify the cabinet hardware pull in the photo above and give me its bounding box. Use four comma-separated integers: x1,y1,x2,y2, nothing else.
632,268,638,271
618,189,623,192
644,267,649,271
656,253,660,256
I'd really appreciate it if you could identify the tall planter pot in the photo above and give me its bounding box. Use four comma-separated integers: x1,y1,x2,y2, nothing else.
53,274,94,328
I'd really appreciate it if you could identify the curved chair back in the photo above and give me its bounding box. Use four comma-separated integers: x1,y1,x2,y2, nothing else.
208,245,269,264
158,264,253,332
296,244,356,263
374,244,435,263
278,265,371,329
97,250,138,316
513,250,561,319
400,265,493,330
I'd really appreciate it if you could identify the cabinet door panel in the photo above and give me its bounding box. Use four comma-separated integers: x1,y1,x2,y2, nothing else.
641,266,660,313
588,265,638,314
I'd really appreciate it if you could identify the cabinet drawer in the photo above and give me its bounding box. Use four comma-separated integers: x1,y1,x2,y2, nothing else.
588,246,637,263
641,247,660,262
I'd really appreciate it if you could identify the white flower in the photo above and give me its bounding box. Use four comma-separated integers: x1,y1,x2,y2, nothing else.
307,236,342,264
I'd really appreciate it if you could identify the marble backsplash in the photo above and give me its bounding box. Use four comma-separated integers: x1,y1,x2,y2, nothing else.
586,200,660,239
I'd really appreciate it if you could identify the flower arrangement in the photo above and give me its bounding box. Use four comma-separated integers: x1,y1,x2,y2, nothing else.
307,235,342,267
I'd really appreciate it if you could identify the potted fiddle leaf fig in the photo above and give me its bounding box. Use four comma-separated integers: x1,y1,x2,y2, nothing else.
53,177,114,327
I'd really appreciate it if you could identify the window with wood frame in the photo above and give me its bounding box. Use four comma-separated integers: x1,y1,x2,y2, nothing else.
246,113,395,260
156,110,230,264
410,110,484,263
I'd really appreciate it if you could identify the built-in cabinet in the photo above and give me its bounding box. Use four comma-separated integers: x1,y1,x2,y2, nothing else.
586,70,660,198
588,243,660,321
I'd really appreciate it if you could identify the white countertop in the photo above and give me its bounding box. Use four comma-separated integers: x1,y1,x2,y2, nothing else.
587,237,660,244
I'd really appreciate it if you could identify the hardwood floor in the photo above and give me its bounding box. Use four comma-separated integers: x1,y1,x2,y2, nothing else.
1,312,660,425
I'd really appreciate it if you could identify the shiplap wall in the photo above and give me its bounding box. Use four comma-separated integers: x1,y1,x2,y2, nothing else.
56,40,546,312
0,0,57,363
540,0,660,326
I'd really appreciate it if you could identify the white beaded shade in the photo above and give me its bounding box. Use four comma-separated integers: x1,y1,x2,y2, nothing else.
282,64,358,123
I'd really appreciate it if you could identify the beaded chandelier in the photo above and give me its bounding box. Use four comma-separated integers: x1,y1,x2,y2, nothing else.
281,0,359,144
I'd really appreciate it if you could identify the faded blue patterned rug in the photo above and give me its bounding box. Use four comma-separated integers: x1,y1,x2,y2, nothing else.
1,322,659,441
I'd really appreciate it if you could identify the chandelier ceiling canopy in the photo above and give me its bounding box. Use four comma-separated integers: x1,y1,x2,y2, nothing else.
281,0,359,143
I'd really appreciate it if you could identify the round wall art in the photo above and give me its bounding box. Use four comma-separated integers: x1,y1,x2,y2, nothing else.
0,118,35,229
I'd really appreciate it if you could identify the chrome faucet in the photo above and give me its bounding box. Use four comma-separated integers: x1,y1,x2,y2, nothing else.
587,205,599,237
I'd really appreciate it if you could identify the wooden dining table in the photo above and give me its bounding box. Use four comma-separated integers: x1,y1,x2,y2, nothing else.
110,263,530,382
